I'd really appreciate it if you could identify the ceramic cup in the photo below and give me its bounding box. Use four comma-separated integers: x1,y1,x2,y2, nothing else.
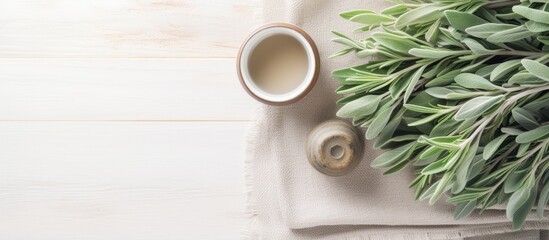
237,23,320,106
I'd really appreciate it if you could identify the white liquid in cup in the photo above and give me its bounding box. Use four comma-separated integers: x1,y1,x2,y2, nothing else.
248,34,309,94
238,24,318,105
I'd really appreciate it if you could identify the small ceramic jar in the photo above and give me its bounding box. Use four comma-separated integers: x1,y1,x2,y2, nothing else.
306,119,365,176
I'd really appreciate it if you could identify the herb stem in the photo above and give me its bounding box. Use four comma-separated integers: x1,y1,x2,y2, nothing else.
462,85,549,146
385,64,422,80
508,85,549,102
495,51,548,58
484,142,546,191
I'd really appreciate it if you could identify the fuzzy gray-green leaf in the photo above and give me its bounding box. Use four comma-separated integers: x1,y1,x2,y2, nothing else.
455,139,479,193
462,38,502,55
454,95,504,121
502,127,524,136
522,59,549,82
381,4,408,16
511,188,536,230
404,65,426,103
525,21,549,33
350,13,394,25
504,169,529,193
483,134,508,160
516,125,549,143
538,183,549,218
513,6,549,25
372,33,422,54
465,23,517,38
455,73,499,90
366,105,395,140
506,186,531,219
445,10,487,31
486,25,535,43
490,60,522,82
409,48,460,59
337,95,382,118
454,200,477,220
340,10,375,20
512,107,540,130
404,104,439,114
371,142,415,168
395,4,444,29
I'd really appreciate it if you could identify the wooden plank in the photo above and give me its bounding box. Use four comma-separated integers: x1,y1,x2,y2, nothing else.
0,0,261,58
0,59,258,120
0,122,250,239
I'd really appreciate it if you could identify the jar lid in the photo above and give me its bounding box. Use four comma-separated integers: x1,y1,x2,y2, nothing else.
306,119,365,176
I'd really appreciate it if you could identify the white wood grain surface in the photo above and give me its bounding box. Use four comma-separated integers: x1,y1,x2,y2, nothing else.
0,122,249,239
0,0,259,58
0,59,256,120
0,0,261,239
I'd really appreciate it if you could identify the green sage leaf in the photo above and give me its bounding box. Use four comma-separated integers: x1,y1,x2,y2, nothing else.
483,134,509,160
340,10,375,20
372,32,422,54
455,73,499,90
525,21,549,33
421,156,451,175
490,59,522,82
511,188,536,230
512,107,540,130
395,4,444,29
390,74,410,99
522,59,549,82
404,104,439,114
366,105,395,140
506,186,531,219
381,5,408,16
374,110,404,149
337,95,382,118
350,13,394,25
462,38,502,55
508,72,545,86
516,125,549,143
404,65,427,103
501,127,524,136
486,26,535,43
454,200,477,220
371,141,416,168
418,135,461,150
513,6,549,25
465,23,517,38
539,36,549,45
516,143,531,158
409,48,461,59
537,183,549,218
454,95,504,121
445,10,487,31
455,138,479,193
504,169,529,193
468,156,486,181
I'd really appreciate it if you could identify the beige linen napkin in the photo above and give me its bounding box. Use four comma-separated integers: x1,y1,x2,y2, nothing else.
244,0,549,239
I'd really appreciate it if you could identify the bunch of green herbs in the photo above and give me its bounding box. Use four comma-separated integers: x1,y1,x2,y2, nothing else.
332,0,549,229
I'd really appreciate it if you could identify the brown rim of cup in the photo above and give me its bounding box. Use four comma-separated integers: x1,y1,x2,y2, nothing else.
236,22,320,106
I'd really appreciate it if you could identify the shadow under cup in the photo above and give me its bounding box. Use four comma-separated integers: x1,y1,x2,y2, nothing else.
237,23,320,106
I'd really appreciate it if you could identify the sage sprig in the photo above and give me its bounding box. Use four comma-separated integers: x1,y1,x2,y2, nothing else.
332,0,549,229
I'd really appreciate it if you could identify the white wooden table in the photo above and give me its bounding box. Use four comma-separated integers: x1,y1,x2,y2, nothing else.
0,1,260,239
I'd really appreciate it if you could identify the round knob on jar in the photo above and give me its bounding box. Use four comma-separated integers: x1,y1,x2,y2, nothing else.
306,119,364,176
